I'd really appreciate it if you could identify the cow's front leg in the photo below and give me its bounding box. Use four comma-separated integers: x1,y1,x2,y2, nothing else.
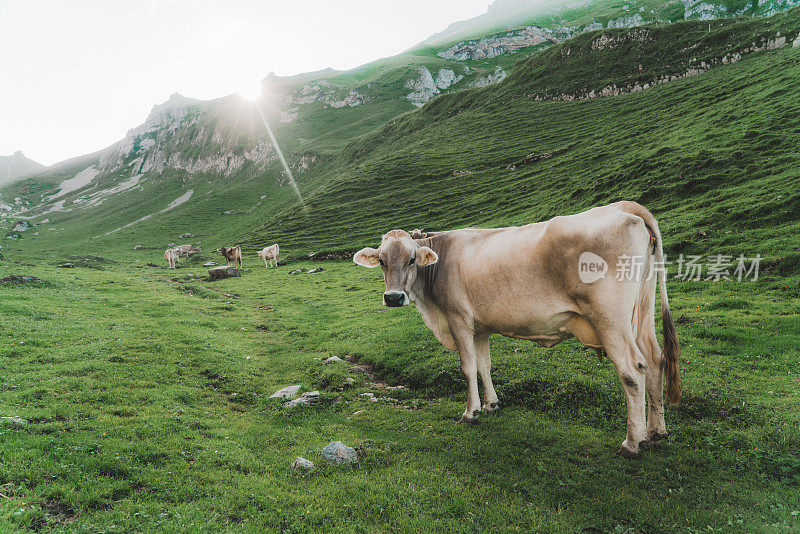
475,335,499,413
451,327,482,423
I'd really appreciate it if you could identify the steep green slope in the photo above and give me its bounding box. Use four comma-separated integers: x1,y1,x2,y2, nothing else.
242,11,800,282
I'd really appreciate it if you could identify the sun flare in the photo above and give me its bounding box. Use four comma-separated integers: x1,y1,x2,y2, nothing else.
237,84,262,100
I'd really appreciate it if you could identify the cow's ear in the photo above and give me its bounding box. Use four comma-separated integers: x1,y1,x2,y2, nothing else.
416,246,438,266
354,247,381,268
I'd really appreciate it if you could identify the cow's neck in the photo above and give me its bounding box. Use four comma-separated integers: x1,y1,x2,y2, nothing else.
408,235,457,350
410,236,444,305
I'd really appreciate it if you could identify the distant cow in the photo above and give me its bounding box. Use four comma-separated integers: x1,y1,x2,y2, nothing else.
258,244,279,268
354,201,681,458
173,244,201,258
164,248,179,269
217,246,242,270
164,244,200,268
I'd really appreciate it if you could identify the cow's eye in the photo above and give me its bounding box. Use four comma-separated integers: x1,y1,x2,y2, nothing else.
379,259,385,266
409,256,416,265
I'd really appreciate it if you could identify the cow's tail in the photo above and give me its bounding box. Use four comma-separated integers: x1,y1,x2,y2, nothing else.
621,202,683,405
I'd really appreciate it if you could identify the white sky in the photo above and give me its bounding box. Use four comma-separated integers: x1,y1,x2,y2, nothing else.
1,0,492,166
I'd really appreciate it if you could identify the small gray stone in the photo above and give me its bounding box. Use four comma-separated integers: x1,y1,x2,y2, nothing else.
291,456,315,472
289,269,303,275
270,385,302,399
324,356,343,364
345,377,355,385
359,392,375,399
306,267,324,274
1,416,29,425
57,263,75,268
284,391,320,408
321,441,358,466
203,261,218,267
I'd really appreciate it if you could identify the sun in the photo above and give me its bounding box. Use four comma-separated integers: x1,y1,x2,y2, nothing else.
237,83,263,101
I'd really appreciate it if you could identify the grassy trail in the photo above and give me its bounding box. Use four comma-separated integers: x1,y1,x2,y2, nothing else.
1,255,798,532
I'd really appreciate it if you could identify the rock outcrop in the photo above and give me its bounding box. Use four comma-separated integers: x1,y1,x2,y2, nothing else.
404,67,465,106
294,81,369,108
438,26,558,61
531,31,790,102
467,67,508,88
97,93,278,181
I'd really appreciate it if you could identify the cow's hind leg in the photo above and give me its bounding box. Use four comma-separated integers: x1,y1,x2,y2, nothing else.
639,324,668,441
475,335,499,413
603,331,649,458
451,326,482,424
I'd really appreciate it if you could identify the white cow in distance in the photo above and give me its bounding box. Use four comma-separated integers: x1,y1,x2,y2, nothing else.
164,248,179,269
164,244,200,269
258,244,280,268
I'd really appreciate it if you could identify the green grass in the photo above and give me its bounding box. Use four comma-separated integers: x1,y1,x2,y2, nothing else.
0,257,798,532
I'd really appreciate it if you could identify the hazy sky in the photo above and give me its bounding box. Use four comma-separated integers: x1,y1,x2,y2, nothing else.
1,0,492,166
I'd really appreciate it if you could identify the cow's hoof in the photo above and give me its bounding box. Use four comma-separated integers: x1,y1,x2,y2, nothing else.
482,402,500,413
457,415,480,425
649,430,669,442
617,445,640,459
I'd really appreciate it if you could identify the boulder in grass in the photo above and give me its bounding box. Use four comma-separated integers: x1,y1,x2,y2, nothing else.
323,356,343,364
321,441,358,466
208,266,240,280
291,457,315,473
284,391,320,408
270,385,302,399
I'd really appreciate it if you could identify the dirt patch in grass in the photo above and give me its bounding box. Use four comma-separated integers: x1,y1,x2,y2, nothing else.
0,275,48,286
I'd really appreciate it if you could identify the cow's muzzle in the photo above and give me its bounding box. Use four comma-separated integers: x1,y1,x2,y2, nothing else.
383,292,408,307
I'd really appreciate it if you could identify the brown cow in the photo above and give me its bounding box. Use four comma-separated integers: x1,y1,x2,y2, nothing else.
217,246,242,270
354,201,681,458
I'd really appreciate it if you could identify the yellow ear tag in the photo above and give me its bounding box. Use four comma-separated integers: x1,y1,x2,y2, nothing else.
369,256,380,265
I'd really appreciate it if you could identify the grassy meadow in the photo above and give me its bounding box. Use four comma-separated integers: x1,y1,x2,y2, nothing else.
2,7,800,533
0,252,798,532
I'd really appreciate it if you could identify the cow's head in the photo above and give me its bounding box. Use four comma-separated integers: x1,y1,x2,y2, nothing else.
353,229,438,307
